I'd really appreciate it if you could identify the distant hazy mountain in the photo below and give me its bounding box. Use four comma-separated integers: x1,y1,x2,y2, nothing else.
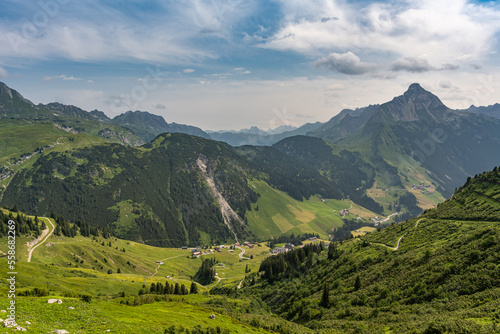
0,82,50,119
111,110,210,142
42,102,110,122
461,104,500,119
209,122,323,146
0,82,143,146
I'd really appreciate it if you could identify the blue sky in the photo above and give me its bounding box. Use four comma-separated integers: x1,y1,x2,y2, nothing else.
0,0,499,130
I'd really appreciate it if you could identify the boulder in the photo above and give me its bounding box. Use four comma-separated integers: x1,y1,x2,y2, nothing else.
48,299,63,304
209,314,216,320
2,319,17,327
51,330,69,334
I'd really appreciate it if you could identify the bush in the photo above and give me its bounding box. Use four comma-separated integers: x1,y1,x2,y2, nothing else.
81,294,92,303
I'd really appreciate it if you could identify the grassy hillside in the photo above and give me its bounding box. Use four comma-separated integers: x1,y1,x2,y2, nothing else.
240,168,500,333
0,207,313,333
246,180,377,240
424,167,500,221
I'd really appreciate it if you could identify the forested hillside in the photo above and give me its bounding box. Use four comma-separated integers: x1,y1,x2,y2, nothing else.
424,167,500,221
1,133,346,246
237,167,500,333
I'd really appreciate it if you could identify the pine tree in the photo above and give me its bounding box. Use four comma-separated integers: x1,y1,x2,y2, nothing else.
320,283,330,308
354,275,361,291
190,282,198,294
174,283,180,295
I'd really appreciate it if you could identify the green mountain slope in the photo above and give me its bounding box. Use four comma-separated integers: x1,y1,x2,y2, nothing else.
0,82,144,146
0,208,312,334
1,133,348,246
241,166,500,333
424,166,500,221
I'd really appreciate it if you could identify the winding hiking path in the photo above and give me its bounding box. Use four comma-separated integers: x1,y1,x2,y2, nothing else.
381,212,402,223
27,217,55,263
235,246,250,260
150,254,186,277
370,219,423,251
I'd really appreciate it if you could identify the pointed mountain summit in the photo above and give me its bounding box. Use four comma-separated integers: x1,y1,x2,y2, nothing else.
303,83,500,198
373,83,454,123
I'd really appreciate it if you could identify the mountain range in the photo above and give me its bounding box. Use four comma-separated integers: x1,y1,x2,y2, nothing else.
1,81,500,247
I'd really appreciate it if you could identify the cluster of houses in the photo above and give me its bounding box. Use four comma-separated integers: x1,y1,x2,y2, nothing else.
177,241,256,258
411,183,434,195
235,241,254,249
271,243,295,255
339,208,350,217
189,247,215,258
371,216,382,225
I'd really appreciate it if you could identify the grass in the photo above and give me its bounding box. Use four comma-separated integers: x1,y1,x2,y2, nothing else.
0,211,311,333
351,226,376,237
0,226,271,298
0,295,274,333
246,180,377,240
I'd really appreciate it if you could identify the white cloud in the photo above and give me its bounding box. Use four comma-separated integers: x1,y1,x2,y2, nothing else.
390,57,460,72
261,0,500,65
390,57,434,73
0,1,256,64
0,67,7,78
44,75,83,82
314,52,377,75
183,69,195,73
234,67,244,70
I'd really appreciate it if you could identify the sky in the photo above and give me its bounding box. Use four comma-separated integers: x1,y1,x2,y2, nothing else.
0,0,499,131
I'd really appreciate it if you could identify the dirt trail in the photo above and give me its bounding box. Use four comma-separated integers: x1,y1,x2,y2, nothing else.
381,212,402,223
27,217,55,263
150,254,185,277
370,219,423,251
197,155,242,242
235,246,250,260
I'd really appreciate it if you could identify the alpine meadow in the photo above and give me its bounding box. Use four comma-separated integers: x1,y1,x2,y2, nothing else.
1,1,500,333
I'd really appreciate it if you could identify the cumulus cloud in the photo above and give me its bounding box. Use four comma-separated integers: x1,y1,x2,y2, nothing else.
390,57,434,73
261,0,500,65
0,67,7,78
390,57,460,73
314,52,377,75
